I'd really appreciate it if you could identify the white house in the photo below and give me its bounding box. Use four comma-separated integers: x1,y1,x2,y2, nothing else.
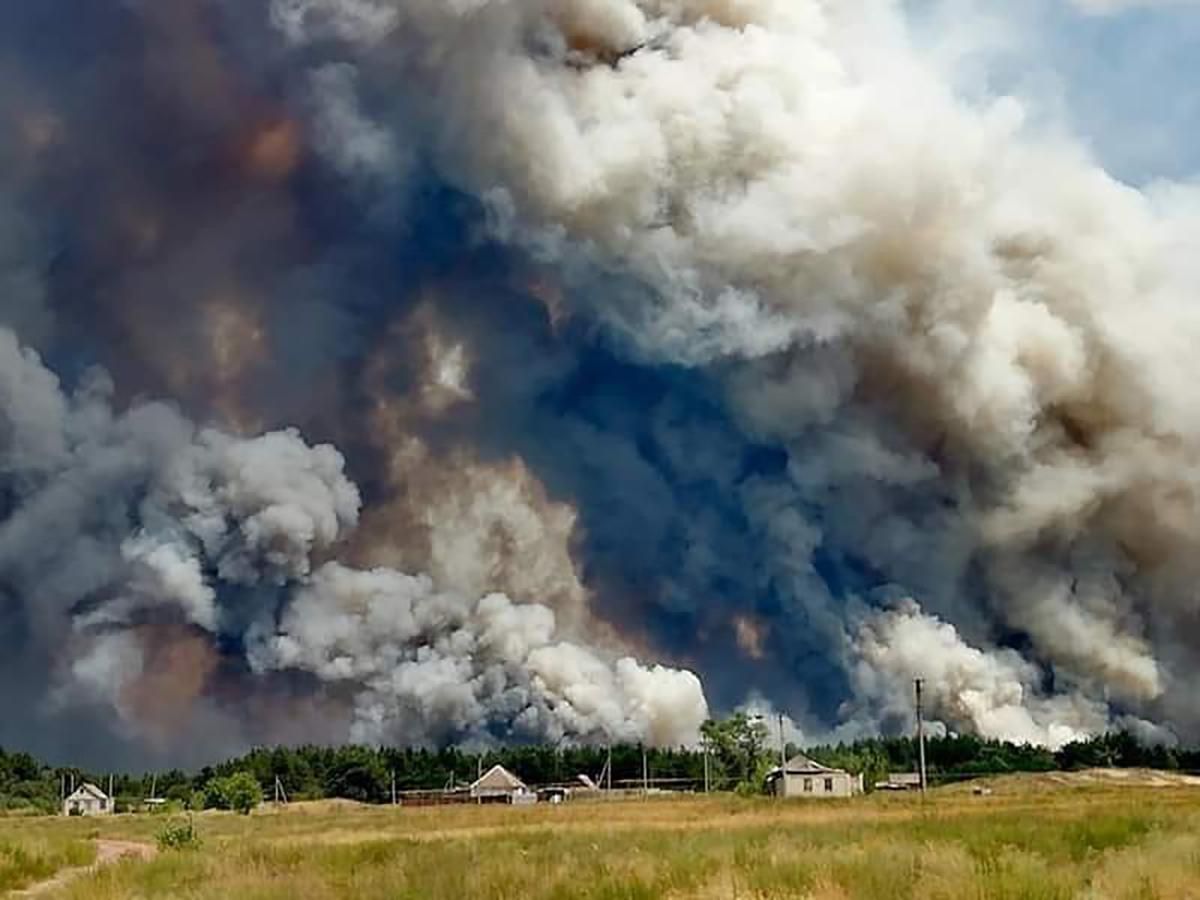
63,783,113,817
469,765,535,804
765,754,863,799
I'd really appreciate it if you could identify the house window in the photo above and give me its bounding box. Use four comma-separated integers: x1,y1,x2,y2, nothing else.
99,800,107,810
825,778,834,793
803,778,812,793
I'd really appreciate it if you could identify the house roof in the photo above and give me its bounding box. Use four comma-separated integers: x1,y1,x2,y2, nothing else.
67,783,108,801
781,754,845,774
470,764,527,794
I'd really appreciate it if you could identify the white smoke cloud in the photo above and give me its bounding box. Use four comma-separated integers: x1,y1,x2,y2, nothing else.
0,326,707,753
0,329,68,475
309,64,405,185
119,537,220,632
249,563,707,746
850,600,1109,749
271,0,400,44
6,0,1196,761
162,427,363,586
278,0,1200,743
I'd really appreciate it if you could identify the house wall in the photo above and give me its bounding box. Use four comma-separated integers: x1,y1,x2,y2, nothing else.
62,796,112,816
779,771,857,798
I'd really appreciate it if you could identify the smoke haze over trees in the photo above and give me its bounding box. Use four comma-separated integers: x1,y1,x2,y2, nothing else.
1,1,1199,768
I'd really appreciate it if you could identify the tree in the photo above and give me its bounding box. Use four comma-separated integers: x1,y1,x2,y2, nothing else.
325,747,388,802
208,772,263,815
701,714,770,790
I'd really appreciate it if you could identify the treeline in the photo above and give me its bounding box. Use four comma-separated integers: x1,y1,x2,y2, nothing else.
807,731,1195,786
3,726,1197,813
0,743,710,813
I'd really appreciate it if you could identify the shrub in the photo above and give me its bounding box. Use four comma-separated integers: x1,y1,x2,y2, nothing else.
207,772,263,815
157,817,201,852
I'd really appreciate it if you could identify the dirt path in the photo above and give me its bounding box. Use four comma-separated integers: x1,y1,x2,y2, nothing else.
11,840,156,897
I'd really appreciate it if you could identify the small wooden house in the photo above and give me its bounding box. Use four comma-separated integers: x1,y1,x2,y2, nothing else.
63,783,113,816
469,765,534,804
765,754,862,799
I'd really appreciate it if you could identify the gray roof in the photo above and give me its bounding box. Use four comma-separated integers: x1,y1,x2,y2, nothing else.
780,754,846,775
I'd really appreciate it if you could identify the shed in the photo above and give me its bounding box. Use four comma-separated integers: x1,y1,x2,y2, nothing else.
63,783,113,817
469,765,534,804
765,754,863,799
875,772,923,792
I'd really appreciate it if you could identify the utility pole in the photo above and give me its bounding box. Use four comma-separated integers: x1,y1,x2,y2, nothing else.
778,713,787,771
606,743,613,793
703,737,710,794
915,678,928,795
390,771,397,807
642,744,649,796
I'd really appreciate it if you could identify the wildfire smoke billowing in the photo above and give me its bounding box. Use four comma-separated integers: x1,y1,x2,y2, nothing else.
0,1,1196,766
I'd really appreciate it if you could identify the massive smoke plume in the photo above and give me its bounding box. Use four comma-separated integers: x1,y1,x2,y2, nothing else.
0,0,1197,765
0,330,705,760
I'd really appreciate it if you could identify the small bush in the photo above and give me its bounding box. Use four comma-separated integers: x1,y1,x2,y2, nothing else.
157,817,202,852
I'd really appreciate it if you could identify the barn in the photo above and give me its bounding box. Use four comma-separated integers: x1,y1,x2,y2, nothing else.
63,783,113,816
765,754,863,799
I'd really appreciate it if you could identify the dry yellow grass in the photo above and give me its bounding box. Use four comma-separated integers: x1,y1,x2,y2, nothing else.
2,775,1198,899
0,833,94,895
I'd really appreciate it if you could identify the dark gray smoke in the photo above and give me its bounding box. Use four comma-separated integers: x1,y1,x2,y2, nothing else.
0,330,705,765
0,0,1196,765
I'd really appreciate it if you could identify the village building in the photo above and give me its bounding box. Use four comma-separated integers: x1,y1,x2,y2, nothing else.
469,764,536,805
875,772,923,792
765,754,863,799
63,783,113,816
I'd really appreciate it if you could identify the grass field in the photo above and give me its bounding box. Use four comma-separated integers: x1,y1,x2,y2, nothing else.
2,774,1199,899
0,831,94,895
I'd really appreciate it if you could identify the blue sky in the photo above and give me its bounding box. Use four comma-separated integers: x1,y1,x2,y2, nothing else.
909,0,1200,184
1030,0,1200,183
